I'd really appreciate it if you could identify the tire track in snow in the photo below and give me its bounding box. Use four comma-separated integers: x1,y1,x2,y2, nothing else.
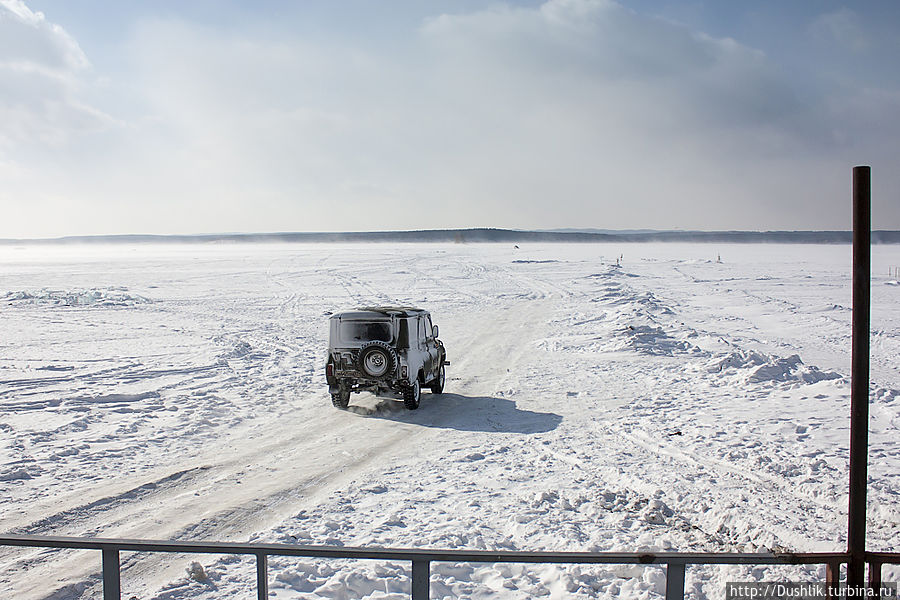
1,409,428,599
4,292,557,600
531,262,856,555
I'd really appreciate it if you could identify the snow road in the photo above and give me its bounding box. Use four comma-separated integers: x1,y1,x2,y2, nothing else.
0,242,898,599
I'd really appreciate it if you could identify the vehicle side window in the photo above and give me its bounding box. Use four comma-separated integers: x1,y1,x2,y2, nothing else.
417,317,427,346
425,315,434,340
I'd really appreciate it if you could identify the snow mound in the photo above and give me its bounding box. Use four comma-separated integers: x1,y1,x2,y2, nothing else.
2,288,150,307
538,324,701,356
218,340,268,360
272,562,409,598
617,324,702,356
186,561,208,583
543,271,702,356
702,349,842,385
69,391,161,405
641,498,674,525
0,467,38,482
873,387,898,404
633,291,674,315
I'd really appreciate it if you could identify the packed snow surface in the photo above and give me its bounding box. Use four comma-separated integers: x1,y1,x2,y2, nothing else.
1,242,899,599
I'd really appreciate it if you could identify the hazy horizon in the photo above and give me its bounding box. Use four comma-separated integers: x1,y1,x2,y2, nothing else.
3,227,900,246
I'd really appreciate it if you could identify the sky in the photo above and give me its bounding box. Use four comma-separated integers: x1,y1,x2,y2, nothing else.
1,0,898,238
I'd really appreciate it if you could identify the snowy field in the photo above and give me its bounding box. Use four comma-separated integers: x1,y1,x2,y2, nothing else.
1,242,899,599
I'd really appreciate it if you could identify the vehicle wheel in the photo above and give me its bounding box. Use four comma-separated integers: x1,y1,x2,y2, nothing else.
429,365,445,394
357,342,397,380
403,379,421,410
331,387,350,409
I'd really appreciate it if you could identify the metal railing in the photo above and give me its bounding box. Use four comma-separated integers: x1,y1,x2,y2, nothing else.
2,534,898,600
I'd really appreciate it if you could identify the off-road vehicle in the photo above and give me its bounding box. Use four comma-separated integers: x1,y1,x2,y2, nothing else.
325,307,449,410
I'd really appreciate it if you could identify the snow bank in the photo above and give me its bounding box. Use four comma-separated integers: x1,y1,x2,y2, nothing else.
2,287,151,307
700,349,842,385
539,268,706,357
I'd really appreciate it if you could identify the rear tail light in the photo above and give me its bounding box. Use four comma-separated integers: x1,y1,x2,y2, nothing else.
401,365,408,378
326,363,334,377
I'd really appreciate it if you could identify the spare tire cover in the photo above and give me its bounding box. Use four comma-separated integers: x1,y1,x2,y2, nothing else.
357,342,396,379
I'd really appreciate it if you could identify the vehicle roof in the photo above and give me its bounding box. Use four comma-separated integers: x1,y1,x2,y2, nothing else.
331,306,429,320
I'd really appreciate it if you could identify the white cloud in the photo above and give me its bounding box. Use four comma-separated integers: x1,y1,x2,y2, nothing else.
419,1,808,142
810,8,869,53
112,0,821,233
0,0,88,70
0,0,113,150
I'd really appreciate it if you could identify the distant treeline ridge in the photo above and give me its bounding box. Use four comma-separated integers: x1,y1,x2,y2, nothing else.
3,228,900,244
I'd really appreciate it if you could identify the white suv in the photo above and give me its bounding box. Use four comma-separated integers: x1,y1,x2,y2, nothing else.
325,307,448,410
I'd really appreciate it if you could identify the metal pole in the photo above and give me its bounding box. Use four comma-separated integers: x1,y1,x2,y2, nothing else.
665,563,686,600
101,547,121,600
826,561,842,597
257,553,268,600
848,165,871,586
868,559,882,590
411,559,430,599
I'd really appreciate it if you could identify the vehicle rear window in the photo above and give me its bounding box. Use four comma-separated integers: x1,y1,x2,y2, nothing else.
340,321,392,343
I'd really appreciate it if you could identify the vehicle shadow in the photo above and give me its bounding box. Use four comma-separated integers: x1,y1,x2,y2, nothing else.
346,392,563,434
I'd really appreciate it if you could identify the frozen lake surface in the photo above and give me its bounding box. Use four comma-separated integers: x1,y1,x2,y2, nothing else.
1,242,899,599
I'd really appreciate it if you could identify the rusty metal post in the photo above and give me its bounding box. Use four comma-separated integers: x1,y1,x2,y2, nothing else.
847,165,871,586
826,561,842,595
868,559,882,590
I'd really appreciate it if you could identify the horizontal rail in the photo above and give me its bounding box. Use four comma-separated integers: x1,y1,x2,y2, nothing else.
0,534,848,564
866,552,900,564
2,534,898,600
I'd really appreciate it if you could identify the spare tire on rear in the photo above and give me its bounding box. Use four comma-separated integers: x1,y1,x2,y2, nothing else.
357,341,397,379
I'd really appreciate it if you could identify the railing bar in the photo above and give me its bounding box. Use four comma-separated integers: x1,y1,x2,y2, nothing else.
665,563,685,600
0,535,866,565
101,547,121,600
866,552,900,564
3,532,900,600
257,553,268,600
411,559,430,600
